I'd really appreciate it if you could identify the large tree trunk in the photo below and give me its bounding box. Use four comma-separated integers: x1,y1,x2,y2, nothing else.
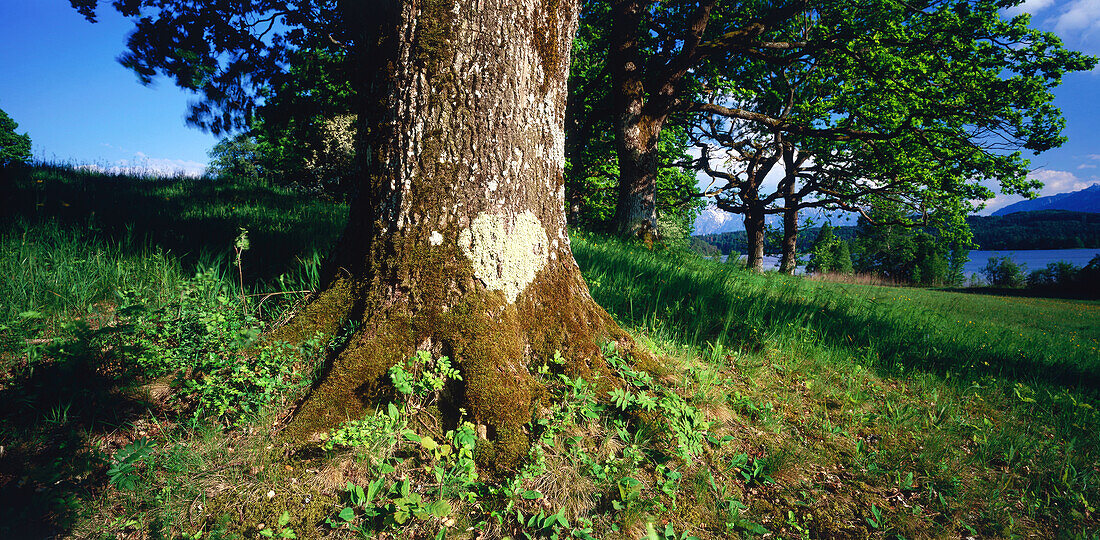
276,0,631,470
612,119,663,242
778,186,799,274
609,0,662,243
743,207,766,272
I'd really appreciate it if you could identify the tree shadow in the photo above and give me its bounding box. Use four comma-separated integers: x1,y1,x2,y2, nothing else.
1,164,347,285
575,241,1100,394
0,322,155,537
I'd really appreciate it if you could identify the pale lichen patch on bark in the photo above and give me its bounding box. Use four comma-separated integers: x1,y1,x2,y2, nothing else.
459,210,548,303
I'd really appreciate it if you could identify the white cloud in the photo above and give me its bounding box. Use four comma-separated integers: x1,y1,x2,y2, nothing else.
78,153,207,178
1033,168,1094,193
1079,163,1098,169
1003,0,1058,17
1052,0,1100,39
980,169,1093,213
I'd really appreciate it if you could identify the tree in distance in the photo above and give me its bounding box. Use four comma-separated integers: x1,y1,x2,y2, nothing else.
805,223,852,275
604,0,1094,259
206,133,264,181
71,0,636,469
0,107,32,168
566,2,702,239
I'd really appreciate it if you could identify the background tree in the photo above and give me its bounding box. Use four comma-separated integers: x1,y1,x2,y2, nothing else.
566,2,702,236
982,256,1028,288
805,223,854,274
606,0,805,241
689,0,1093,273
252,43,359,196
850,205,967,285
73,0,634,469
605,0,1093,255
0,107,32,167
206,133,263,180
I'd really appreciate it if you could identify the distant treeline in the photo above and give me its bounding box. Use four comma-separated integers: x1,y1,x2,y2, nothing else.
694,210,1100,254
967,210,1100,250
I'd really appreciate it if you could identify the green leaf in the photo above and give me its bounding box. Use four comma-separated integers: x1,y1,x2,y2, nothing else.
521,490,544,499
338,507,355,522
420,436,439,451
366,478,384,503
428,499,452,518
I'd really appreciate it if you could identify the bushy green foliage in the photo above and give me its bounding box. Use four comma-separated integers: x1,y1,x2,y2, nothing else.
106,437,157,490
117,266,327,425
388,350,462,407
0,107,32,167
1027,260,1078,288
806,224,853,274
851,216,966,286
982,256,1027,288
207,133,264,180
1022,255,1100,297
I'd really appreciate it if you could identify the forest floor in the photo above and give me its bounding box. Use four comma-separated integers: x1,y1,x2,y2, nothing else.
1,164,1098,539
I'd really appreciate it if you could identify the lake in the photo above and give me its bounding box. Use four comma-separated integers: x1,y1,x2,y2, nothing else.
720,248,1100,278
962,248,1100,280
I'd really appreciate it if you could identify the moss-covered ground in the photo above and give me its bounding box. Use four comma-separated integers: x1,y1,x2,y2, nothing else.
1,166,1098,538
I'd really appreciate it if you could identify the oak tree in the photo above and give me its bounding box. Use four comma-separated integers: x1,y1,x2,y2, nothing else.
0,107,32,168
607,0,1094,255
72,0,633,468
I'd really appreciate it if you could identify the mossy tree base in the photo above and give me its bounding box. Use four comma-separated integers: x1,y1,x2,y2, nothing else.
271,0,638,471
281,257,634,470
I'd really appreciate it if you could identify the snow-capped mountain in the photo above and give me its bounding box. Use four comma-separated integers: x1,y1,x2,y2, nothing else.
692,205,744,235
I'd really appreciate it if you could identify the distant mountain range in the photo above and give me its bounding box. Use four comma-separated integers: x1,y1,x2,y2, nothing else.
693,210,1100,253
692,205,857,236
692,183,1100,235
992,183,1100,216
692,206,744,235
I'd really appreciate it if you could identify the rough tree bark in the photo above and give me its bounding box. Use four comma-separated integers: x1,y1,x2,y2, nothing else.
778,197,798,274
743,195,767,272
276,0,632,470
778,144,802,275
609,0,663,242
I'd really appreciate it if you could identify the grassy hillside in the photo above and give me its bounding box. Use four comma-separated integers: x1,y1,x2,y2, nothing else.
1,165,1098,539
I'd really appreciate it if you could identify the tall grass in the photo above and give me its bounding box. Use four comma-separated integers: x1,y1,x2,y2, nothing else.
573,232,1100,389
0,219,187,322
2,161,347,286
574,233,1099,536
3,165,1098,537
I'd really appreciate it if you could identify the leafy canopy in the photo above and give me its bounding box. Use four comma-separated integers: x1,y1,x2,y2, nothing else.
69,0,350,134
0,107,32,167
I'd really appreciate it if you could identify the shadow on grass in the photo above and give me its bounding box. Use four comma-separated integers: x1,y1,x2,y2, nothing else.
942,286,1100,302
0,323,154,537
574,236,1100,394
1,163,347,285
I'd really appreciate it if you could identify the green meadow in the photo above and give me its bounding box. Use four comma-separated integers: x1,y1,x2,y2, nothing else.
1,165,1098,539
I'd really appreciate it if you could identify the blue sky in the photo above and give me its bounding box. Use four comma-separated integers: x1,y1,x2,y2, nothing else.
0,3,215,176
0,1,1097,204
